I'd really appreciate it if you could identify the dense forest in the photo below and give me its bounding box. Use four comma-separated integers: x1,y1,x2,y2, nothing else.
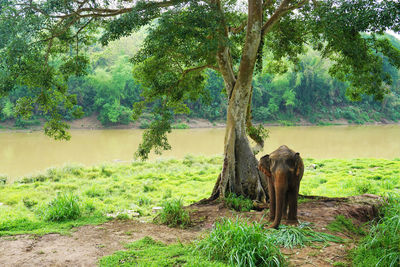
1,31,400,127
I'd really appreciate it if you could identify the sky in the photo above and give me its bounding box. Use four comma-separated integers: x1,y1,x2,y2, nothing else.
388,30,400,40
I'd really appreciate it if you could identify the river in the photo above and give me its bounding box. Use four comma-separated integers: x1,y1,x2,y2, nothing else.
1,125,399,182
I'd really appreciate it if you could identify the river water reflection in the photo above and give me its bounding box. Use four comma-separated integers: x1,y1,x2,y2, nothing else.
1,125,399,181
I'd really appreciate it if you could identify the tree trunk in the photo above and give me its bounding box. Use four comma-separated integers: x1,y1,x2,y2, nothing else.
204,0,268,204
207,84,269,203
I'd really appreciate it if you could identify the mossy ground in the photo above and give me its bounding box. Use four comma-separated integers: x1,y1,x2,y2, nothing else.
0,156,399,236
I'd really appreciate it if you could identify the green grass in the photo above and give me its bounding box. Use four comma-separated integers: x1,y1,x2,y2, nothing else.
0,157,399,236
224,193,254,212
352,193,400,267
195,218,286,266
327,215,366,236
40,193,82,222
266,222,344,249
300,158,400,197
155,198,191,228
99,236,227,267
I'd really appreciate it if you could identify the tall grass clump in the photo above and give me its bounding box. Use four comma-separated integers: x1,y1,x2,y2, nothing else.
353,194,400,267
196,218,285,267
155,198,190,228
225,193,254,212
41,193,81,222
267,222,344,249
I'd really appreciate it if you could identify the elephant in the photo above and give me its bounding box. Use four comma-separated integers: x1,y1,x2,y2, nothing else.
258,145,304,229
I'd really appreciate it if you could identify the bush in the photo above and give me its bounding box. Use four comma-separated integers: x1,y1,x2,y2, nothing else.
225,193,254,212
139,119,150,129
196,218,285,266
155,199,190,228
41,193,82,222
0,175,7,184
353,194,400,267
172,123,190,129
14,118,41,128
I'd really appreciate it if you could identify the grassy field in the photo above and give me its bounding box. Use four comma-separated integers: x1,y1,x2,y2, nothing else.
0,156,399,236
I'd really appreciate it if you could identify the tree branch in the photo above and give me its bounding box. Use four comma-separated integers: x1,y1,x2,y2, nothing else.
262,0,308,35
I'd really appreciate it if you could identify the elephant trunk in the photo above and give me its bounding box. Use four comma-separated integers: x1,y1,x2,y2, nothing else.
269,167,288,229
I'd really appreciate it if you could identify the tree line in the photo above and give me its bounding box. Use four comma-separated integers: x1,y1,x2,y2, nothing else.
1,33,399,127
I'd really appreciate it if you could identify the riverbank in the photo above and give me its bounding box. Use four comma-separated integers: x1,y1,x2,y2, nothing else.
1,113,399,132
0,157,399,266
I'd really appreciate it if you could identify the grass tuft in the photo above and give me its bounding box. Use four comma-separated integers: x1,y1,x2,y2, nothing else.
155,199,191,228
327,215,366,236
225,193,254,212
266,222,344,249
196,218,286,267
41,193,82,222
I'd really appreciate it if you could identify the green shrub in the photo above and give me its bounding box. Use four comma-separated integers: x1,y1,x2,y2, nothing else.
353,194,400,267
225,193,253,212
14,118,41,128
196,218,285,267
0,175,7,184
171,123,190,129
156,199,190,228
41,193,82,222
139,119,150,129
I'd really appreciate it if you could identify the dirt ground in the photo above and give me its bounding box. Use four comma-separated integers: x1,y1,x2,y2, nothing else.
0,194,381,267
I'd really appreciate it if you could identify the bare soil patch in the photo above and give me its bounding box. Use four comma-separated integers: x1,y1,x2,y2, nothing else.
0,194,381,267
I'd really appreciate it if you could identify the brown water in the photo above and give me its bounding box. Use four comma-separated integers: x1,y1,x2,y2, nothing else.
1,125,399,182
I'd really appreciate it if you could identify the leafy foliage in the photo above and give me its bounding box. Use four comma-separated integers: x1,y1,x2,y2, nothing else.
353,193,400,267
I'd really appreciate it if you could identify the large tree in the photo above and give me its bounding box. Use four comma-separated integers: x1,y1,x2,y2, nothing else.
1,0,400,202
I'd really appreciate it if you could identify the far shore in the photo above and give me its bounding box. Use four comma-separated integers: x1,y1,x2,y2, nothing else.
0,115,399,133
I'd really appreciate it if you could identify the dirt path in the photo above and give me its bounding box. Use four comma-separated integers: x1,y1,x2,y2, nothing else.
0,195,381,267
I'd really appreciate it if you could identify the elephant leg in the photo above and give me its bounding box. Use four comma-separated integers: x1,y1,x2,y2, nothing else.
268,184,286,229
287,186,299,222
282,192,288,220
267,178,276,221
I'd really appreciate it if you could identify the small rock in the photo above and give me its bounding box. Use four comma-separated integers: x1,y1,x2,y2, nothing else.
125,210,140,217
310,164,317,169
152,207,163,213
0,203,3,206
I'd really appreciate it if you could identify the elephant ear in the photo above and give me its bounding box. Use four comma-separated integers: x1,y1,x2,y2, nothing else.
294,152,304,177
259,154,271,176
